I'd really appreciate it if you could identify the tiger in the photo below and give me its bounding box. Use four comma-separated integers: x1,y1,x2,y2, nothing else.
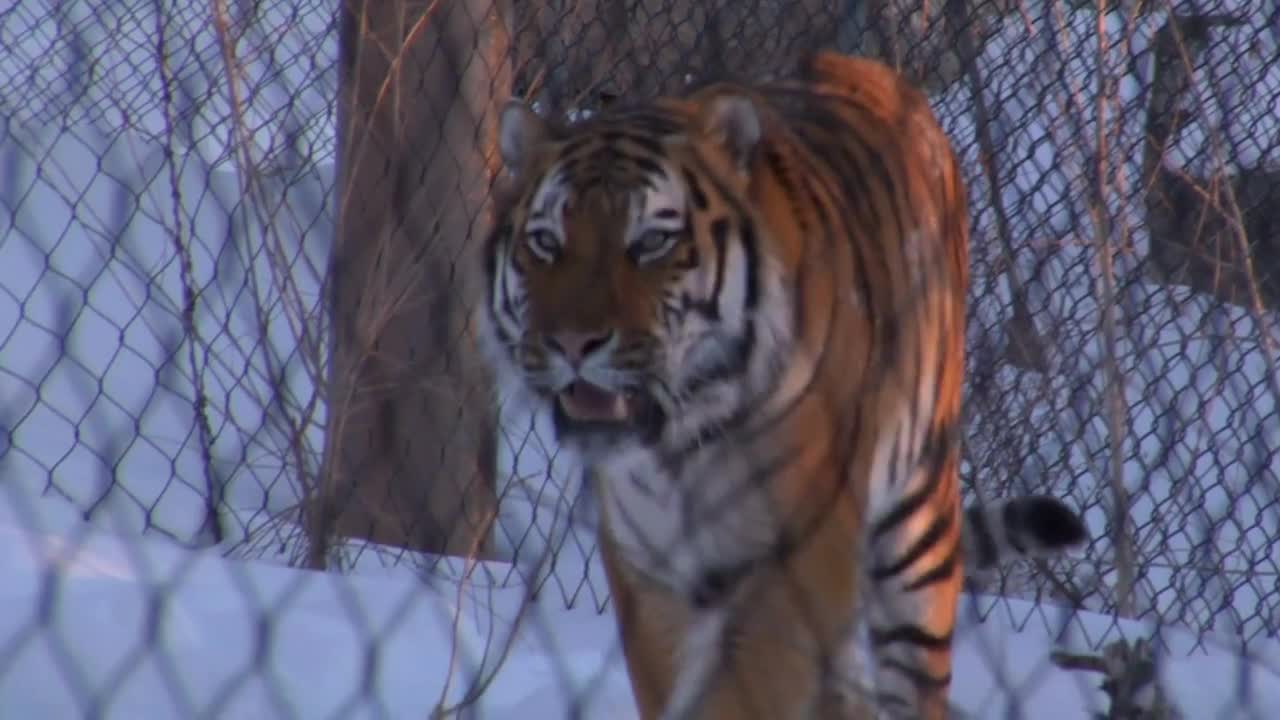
478,50,1086,720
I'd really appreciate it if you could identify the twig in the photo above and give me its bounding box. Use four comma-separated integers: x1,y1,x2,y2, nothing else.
1089,0,1135,619
1051,637,1184,719
156,0,225,546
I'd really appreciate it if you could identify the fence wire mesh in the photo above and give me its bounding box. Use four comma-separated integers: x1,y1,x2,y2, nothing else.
1,0,1278,717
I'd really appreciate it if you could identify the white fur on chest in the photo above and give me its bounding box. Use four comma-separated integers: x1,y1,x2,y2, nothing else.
593,443,780,596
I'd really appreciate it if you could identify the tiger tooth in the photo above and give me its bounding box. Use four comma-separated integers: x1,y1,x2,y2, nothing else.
610,394,629,420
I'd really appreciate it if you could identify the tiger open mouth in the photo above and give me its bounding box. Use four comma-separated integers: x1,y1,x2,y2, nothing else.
552,381,666,445
556,381,634,424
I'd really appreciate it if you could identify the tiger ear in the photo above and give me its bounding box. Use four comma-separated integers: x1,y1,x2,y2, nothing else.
700,94,761,171
498,100,550,177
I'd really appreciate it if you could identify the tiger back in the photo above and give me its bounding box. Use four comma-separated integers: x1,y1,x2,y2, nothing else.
480,51,1085,720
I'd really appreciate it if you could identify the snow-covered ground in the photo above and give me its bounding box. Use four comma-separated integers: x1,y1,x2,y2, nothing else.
5,486,1279,720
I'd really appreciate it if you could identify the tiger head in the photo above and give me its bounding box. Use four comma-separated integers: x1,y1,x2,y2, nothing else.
480,91,791,456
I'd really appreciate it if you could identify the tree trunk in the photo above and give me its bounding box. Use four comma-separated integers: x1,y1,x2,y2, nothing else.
306,0,509,567
1142,15,1280,311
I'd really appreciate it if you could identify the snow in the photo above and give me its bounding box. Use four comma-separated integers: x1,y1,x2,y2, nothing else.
4,487,1279,719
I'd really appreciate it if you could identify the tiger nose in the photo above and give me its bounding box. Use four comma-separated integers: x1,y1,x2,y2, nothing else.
546,329,615,366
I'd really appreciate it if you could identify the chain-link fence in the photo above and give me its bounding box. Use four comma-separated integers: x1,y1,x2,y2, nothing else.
1,0,1278,717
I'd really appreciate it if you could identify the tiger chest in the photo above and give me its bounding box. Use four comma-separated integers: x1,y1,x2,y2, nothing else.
593,444,781,598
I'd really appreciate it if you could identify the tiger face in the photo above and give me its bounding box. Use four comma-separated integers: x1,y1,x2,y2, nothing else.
483,97,788,457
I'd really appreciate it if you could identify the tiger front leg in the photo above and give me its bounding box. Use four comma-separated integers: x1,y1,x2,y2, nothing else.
656,507,867,719
656,587,847,720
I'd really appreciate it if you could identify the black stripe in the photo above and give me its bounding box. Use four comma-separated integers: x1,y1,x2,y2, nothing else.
562,148,665,186
885,431,905,491
691,561,751,609
662,433,793,506
876,659,952,690
871,692,913,712
764,147,816,266
792,172,840,334
625,471,660,500
792,107,884,213
681,167,709,210
659,329,758,459
923,422,957,480
739,220,759,311
558,155,592,182
869,624,952,650
793,143,875,346
871,509,954,581
673,223,699,271
724,445,800,508
817,174,864,390
681,321,755,398
562,135,593,157
732,201,840,457
706,310,819,458
814,90,916,211
491,316,514,347
795,109,897,313
617,132,666,156
703,217,730,320
661,292,682,330
869,449,945,541
903,542,960,591
497,291,518,337
619,151,665,177
691,505,804,611
680,212,752,327
762,148,805,233
497,251,522,329
893,363,925,485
